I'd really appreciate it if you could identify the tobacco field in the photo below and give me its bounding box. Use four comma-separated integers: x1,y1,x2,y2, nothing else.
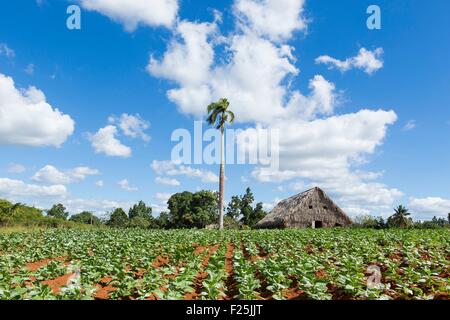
0,228,449,300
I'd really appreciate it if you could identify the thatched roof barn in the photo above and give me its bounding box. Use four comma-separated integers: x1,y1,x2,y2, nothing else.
255,187,352,229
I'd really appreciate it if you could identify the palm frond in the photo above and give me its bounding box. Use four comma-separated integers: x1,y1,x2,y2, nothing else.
227,110,235,124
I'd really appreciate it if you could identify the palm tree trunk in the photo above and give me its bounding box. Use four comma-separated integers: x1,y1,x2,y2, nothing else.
219,130,225,230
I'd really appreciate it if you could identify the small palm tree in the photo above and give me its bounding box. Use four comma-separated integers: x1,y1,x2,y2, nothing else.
389,205,412,228
206,98,235,230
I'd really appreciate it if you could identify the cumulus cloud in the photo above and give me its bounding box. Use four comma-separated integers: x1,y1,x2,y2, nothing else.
316,48,384,75
147,20,217,115
154,192,172,202
148,20,335,123
0,43,15,58
118,179,138,192
248,109,401,213
89,125,131,157
56,197,168,215
0,73,75,147
148,2,400,214
79,0,178,31
0,178,67,198
151,160,219,183
64,198,135,215
109,113,151,142
155,176,180,186
32,165,99,185
408,197,450,219
234,0,307,41
262,197,282,211
95,180,104,187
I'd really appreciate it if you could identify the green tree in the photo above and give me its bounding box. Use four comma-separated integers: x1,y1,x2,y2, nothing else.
191,190,219,228
249,202,267,228
387,205,413,228
167,191,218,228
156,212,171,229
226,195,242,221
47,204,69,220
225,188,267,228
127,216,151,229
206,98,235,230
0,200,43,225
69,211,101,225
168,192,193,228
240,188,255,226
128,201,152,220
107,208,129,228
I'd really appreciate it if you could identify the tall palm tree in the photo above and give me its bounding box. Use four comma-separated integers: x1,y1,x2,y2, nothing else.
206,98,235,230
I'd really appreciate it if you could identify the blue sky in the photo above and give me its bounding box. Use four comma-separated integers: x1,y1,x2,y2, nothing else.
0,0,449,220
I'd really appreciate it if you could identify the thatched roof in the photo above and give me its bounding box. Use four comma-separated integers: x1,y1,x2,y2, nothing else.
255,187,352,229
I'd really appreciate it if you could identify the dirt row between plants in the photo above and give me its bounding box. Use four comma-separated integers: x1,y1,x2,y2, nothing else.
26,256,67,272
23,256,76,294
240,240,272,300
254,243,309,300
184,244,221,300
223,242,238,300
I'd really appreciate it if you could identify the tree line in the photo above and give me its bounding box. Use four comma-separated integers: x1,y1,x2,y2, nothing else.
2,197,448,230
0,188,267,230
354,205,450,229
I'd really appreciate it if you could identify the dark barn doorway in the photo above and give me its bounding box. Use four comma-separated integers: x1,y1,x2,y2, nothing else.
313,221,323,229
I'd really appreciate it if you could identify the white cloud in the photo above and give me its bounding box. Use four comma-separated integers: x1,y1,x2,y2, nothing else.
234,0,307,41
147,20,217,115
402,120,416,131
60,197,168,215
64,198,134,215
289,181,305,192
408,197,450,219
89,125,131,157
155,176,180,186
316,48,384,75
148,3,400,215
151,160,219,183
151,203,168,214
0,178,67,198
32,165,99,185
154,192,172,202
148,15,337,123
0,43,15,58
289,75,337,120
109,113,151,142
0,73,75,147
248,109,401,213
262,197,282,211
79,0,178,31
95,180,104,187
7,163,26,174
118,179,138,192
342,206,371,218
